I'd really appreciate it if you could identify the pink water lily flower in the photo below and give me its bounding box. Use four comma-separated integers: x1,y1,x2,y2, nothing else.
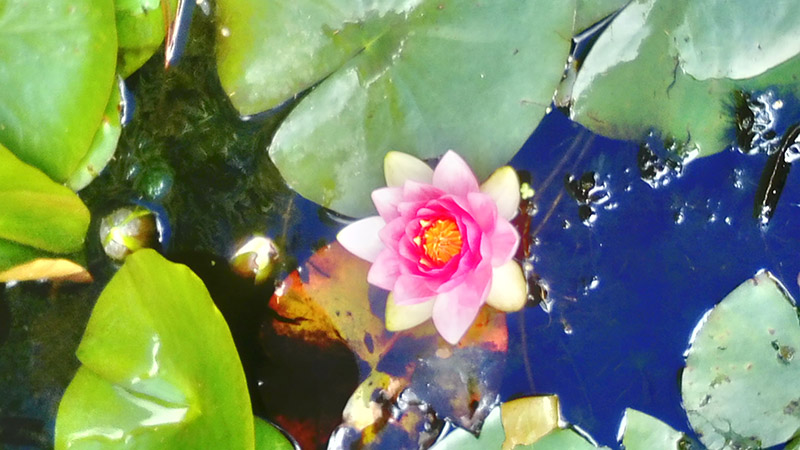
337,150,528,344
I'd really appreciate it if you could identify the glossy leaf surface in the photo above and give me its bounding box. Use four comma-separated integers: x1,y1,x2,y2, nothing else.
681,271,800,449
566,0,800,157
254,417,294,450
0,0,117,182
116,0,178,77
217,0,575,216
0,144,90,276
619,409,685,450
66,81,123,191
55,249,254,449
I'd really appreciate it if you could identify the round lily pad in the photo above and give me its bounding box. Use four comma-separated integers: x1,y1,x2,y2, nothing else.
681,271,800,449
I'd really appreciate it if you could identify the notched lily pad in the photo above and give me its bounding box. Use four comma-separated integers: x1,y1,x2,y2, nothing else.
681,270,800,449
217,0,576,216
55,249,255,449
565,0,800,157
619,408,687,450
0,144,90,279
0,0,117,182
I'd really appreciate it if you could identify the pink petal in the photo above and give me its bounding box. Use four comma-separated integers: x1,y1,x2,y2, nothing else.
402,180,445,203
466,192,498,233
379,217,406,249
431,264,492,344
336,216,386,263
432,151,480,197
367,248,401,290
371,187,402,221
489,219,519,266
393,274,436,305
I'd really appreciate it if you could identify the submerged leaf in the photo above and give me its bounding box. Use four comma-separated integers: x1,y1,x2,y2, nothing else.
217,0,575,216
55,249,254,449
0,0,117,182
681,271,800,450
267,242,508,447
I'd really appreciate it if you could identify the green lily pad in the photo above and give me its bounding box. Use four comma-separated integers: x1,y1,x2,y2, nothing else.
116,0,178,77
55,249,254,449
66,81,123,191
254,417,294,450
430,405,505,450
565,0,800,157
519,428,609,450
0,143,89,274
619,409,685,450
217,0,575,217
574,0,629,33
681,271,800,450
0,0,118,182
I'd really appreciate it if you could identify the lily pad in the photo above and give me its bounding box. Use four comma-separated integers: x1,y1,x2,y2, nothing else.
574,0,629,33
521,428,609,450
55,249,254,449
0,0,117,183
116,0,178,77
681,271,800,449
0,143,90,277
254,417,294,450
619,409,685,450
430,405,505,450
217,0,575,216
565,0,800,157
66,81,123,191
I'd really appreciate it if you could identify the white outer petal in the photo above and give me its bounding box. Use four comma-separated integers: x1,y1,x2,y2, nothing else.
384,151,434,187
336,216,385,263
385,293,434,331
485,260,527,312
480,166,521,220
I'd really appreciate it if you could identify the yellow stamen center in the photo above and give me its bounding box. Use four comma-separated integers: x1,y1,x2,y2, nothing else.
415,218,462,266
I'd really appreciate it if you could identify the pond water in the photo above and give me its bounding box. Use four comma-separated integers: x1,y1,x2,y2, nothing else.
3,7,800,450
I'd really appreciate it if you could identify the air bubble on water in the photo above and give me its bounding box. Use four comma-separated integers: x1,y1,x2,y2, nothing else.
707,213,717,224
563,220,571,229
674,208,685,224
561,318,574,335
732,168,745,190
724,216,732,226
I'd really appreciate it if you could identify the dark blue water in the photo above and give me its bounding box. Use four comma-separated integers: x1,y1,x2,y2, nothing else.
501,109,800,448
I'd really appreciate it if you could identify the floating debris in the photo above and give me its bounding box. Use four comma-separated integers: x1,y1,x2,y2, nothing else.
754,122,800,225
